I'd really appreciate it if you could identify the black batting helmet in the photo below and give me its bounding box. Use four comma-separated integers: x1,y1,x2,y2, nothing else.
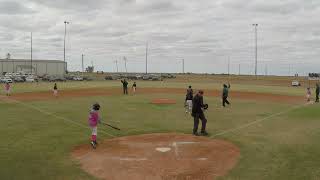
92,103,101,111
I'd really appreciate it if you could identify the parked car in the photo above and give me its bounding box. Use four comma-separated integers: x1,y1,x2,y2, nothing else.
105,74,120,80
25,76,35,82
48,76,66,82
150,74,162,81
135,74,143,80
291,80,301,87
5,73,13,78
73,76,83,81
83,76,93,81
142,74,151,80
65,75,75,80
41,75,51,81
105,75,113,80
13,77,24,82
127,74,138,80
0,77,13,83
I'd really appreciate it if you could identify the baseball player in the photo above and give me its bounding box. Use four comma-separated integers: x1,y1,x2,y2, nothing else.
4,83,11,96
185,85,193,114
222,84,231,107
315,83,319,103
88,103,102,149
306,87,311,102
192,90,208,136
121,79,128,95
132,82,137,94
53,83,58,97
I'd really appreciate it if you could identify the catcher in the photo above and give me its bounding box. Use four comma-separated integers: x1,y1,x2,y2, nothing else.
192,90,209,136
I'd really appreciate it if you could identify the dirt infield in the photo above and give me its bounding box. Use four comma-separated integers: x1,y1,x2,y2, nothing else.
72,133,240,180
151,98,177,104
4,87,304,103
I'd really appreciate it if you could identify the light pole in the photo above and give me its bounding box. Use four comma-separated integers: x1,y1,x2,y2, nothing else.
145,42,148,74
81,54,84,74
265,64,268,76
252,24,258,77
123,56,128,73
31,32,33,74
228,56,230,75
181,59,185,74
64,21,70,73
114,60,119,73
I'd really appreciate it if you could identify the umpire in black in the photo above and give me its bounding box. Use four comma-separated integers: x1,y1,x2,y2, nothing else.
192,90,208,136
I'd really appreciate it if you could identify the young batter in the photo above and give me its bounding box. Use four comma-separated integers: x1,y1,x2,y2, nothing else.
306,87,311,102
4,83,11,96
88,103,102,149
132,82,137,94
53,83,58,97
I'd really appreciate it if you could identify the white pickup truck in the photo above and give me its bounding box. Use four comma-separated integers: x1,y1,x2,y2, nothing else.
291,80,301,87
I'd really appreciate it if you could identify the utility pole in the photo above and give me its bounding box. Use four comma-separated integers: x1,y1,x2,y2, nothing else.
123,56,128,73
265,64,268,76
145,42,148,74
114,60,119,73
252,24,258,77
182,59,185,74
31,32,33,74
64,21,70,73
288,64,291,76
228,56,230,75
81,54,84,73
238,64,241,75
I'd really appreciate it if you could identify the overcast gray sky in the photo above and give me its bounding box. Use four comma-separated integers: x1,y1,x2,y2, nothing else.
0,0,319,75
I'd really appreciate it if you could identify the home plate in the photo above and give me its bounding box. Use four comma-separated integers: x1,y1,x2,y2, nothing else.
156,147,171,152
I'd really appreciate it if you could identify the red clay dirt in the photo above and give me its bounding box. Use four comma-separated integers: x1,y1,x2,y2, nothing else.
71,133,240,180
151,98,177,105
3,87,304,103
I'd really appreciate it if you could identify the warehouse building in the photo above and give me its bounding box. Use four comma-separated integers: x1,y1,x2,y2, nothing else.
0,59,66,76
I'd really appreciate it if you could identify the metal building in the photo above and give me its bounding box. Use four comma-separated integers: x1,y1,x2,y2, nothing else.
0,59,66,76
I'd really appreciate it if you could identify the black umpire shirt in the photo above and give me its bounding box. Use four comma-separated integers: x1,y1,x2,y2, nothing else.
192,94,205,114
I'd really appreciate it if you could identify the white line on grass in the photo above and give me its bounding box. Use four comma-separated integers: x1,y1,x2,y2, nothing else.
210,102,311,138
0,96,116,138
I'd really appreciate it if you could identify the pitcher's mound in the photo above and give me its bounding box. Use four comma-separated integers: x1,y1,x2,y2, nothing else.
151,98,176,104
72,133,240,180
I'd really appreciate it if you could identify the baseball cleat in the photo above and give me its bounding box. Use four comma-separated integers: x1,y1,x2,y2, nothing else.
201,131,209,136
90,141,96,149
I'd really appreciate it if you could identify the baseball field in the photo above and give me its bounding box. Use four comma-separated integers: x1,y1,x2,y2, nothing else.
1,74,319,180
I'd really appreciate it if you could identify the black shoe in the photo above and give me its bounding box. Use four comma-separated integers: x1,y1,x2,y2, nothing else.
90,141,96,149
193,132,200,136
201,131,209,136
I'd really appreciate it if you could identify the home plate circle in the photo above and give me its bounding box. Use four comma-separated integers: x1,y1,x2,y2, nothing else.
156,147,171,152
72,133,240,180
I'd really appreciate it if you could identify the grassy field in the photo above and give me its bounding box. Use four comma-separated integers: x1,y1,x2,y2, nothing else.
6,74,318,96
1,76,320,180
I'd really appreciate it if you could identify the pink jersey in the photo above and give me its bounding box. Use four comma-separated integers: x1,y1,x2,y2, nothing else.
5,84,10,91
88,110,100,127
307,89,311,95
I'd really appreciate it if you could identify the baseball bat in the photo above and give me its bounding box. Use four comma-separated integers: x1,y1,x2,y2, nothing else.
102,122,121,131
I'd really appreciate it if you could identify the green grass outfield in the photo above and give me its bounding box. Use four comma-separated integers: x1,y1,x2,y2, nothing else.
1,81,320,180
5,79,310,97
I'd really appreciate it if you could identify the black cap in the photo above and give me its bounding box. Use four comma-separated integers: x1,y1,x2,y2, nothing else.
92,103,100,110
